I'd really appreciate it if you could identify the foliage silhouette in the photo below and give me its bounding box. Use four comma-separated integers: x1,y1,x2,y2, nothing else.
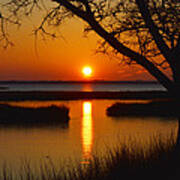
0,0,180,95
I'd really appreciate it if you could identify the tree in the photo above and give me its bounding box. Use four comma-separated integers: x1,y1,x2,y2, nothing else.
0,0,180,95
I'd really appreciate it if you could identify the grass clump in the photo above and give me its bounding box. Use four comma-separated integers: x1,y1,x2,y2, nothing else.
106,100,180,117
0,104,70,125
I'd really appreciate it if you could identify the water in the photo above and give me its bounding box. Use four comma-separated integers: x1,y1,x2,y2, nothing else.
0,99,177,172
0,82,166,92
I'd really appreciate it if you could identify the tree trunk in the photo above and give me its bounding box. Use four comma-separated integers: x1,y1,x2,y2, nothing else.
171,54,180,98
174,119,180,156
176,119,180,147
172,56,180,150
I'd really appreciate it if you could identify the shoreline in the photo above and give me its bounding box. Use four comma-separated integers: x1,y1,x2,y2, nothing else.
0,91,170,101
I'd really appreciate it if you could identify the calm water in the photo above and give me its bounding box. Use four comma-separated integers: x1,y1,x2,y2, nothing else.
0,82,166,92
0,99,177,172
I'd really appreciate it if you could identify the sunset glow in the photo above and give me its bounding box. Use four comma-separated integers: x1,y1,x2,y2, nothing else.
82,66,92,77
0,9,155,81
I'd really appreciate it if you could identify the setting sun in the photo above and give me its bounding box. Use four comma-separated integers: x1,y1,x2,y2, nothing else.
82,66,92,77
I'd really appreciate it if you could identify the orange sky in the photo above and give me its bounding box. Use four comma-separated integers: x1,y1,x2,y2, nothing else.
0,15,155,81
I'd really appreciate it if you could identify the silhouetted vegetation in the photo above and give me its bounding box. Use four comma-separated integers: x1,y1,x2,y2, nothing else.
0,104,70,125
0,86,8,90
1,0,180,94
106,101,180,117
0,91,171,101
0,135,180,180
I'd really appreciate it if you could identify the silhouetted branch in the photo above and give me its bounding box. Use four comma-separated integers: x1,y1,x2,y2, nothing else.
0,13,14,48
52,0,87,21
136,0,171,62
175,35,180,53
0,0,180,92
34,6,61,39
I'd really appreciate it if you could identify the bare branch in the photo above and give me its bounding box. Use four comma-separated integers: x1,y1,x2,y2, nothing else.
136,0,171,62
52,0,88,21
0,13,14,48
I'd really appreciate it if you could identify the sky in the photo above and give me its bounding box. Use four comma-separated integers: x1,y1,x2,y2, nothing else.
0,4,156,81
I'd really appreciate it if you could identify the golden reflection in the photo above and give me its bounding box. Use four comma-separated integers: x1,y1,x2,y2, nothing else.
81,101,93,164
81,83,93,92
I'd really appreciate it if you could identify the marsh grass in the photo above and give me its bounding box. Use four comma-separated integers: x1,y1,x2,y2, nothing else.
0,104,70,125
1,134,180,180
106,101,180,117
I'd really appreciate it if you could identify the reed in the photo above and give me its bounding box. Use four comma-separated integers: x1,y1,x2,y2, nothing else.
0,134,180,180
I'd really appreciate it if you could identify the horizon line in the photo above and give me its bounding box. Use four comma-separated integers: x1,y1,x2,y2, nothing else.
0,80,159,84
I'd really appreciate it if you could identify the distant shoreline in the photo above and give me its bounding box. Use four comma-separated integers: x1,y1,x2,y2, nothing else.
0,91,170,101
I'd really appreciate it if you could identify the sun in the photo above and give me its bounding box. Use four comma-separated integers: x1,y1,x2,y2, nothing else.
82,66,92,77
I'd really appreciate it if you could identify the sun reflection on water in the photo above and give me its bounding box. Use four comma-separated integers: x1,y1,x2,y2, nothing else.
81,101,93,164
81,83,93,92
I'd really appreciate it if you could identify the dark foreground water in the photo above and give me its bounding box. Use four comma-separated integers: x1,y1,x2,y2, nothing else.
0,82,166,92
0,99,177,172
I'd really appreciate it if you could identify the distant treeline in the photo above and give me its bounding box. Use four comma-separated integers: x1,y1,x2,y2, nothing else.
0,80,160,84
